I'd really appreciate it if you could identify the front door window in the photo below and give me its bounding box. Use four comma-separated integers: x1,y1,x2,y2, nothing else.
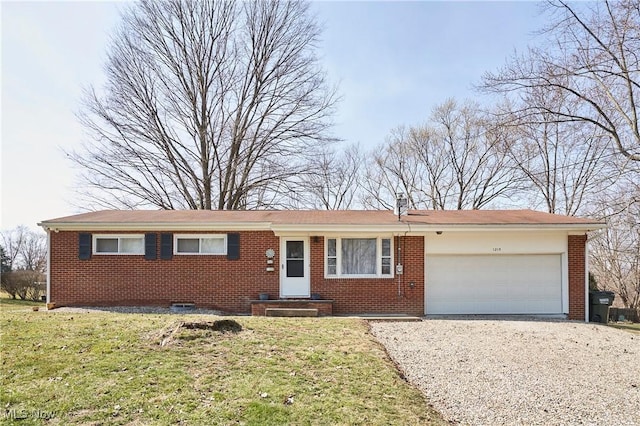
286,241,304,277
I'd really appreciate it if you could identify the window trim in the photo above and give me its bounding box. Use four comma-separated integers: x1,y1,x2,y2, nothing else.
173,234,227,255
93,234,145,255
324,236,394,278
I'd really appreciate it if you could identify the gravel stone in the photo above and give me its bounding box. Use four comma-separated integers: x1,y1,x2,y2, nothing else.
370,318,640,426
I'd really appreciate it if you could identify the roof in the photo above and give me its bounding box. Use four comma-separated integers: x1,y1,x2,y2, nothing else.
39,209,606,233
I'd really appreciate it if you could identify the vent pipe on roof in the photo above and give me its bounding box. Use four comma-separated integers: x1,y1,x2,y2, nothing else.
395,192,408,221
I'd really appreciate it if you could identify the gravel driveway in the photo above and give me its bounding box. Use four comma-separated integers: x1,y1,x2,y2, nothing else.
371,318,640,426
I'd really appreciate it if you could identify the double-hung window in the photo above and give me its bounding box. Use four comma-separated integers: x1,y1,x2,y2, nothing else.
174,234,227,255
93,234,145,255
326,237,393,278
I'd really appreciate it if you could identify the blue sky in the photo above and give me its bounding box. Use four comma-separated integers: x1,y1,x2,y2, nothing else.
1,1,546,231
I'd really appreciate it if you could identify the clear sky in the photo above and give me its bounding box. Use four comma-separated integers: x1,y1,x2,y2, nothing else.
1,1,546,231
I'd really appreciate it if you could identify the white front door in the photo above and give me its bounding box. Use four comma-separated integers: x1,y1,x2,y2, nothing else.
280,237,310,298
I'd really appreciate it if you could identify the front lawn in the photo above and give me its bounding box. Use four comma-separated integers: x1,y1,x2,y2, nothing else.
609,322,640,334
0,310,446,425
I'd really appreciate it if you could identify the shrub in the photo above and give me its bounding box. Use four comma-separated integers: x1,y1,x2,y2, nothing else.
1,270,45,301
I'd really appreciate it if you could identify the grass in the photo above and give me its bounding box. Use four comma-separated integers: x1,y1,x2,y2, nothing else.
0,309,447,425
0,293,45,311
609,322,640,334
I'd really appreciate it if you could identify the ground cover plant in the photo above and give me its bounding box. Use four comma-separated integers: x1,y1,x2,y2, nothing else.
0,308,447,425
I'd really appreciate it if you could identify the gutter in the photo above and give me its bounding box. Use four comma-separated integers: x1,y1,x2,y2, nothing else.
272,223,606,235
38,220,606,234
46,229,51,306
37,221,274,232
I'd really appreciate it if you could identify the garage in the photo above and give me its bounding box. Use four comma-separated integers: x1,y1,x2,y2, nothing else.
425,254,562,315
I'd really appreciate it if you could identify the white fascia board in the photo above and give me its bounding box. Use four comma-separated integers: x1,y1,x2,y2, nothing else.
37,221,273,232
271,224,408,236
273,223,606,235
407,224,606,233
39,221,606,234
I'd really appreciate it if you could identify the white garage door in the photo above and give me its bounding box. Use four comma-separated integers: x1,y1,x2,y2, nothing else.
426,254,562,315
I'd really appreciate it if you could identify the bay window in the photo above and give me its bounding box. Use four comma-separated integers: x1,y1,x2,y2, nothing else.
326,237,393,278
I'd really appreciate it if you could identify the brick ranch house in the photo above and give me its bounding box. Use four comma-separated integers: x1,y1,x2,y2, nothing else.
38,209,605,320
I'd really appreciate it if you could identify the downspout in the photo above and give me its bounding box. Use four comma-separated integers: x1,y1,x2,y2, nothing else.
46,228,51,306
585,235,590,323
396,222,411,298
423,228,427,316
396,234,402,298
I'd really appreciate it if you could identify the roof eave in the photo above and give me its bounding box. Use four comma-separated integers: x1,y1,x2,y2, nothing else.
272,222,607,234
37,221,273,232
38,221,606,233
405,223,606,232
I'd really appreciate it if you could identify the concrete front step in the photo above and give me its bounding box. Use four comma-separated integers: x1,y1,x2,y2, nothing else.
265,308,319,317
251,300,333,316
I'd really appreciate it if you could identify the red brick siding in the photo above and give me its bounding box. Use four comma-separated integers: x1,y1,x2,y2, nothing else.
309,236,424,316
50,230,280,312
50,231,424,315
568,234,587,320
51,231,586,318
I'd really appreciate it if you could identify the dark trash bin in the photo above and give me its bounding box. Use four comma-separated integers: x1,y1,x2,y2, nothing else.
589,291,615,323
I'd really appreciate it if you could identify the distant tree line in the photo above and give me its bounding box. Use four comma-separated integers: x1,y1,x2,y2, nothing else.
1,226,47,301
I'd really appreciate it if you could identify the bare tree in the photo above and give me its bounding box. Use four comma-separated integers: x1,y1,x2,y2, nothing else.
427,100,517,209
588,157,640,309
590,192,640,309
20,234,47,272
1,226,47,300
298,144,363,210
361,126,426,210
482,0,640,162
0,226,46,273
497,89,611,215
362,99,518,210
69,0,337,211
0,226,26,270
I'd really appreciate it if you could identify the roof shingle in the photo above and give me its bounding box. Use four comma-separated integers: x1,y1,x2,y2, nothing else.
39,209,604,227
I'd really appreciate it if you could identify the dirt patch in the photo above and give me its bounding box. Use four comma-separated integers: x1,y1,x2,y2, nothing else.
149,319,243,346
181,319,242,333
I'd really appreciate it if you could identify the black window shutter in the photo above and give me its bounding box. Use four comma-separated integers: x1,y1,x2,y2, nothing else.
160,233,173,260
145,233,157,260
79,233,92,260
227,233,240,260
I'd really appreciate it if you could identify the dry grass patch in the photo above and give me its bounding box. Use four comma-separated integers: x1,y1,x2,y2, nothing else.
609,322,640,334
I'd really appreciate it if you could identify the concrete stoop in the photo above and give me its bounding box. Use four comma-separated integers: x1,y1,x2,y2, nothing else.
264,307,319,317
